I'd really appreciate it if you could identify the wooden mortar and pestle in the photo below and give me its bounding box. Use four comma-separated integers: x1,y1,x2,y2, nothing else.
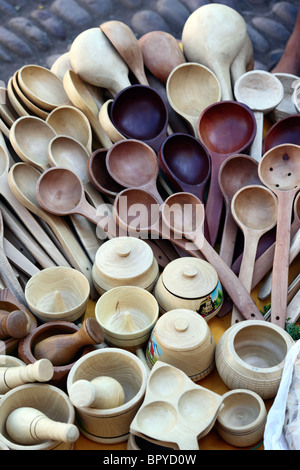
69,376,125,409
0,309,30,340
0,358,54,394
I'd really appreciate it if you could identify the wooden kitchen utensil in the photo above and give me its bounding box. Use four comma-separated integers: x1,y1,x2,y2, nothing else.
0,358,53,393
69,376,125,409
0,308,30,340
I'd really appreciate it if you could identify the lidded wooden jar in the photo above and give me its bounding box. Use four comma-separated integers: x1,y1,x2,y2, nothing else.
154,257,223,320
146,309,216,382
92,237,159,295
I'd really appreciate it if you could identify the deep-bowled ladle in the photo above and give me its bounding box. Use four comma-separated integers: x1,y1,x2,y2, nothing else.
234,71,284,162
197,100,257,247
87,148,125,198
230,185,278,324
218,154,261,267
106,139,164,204
263,114,300,154
258,143,300,328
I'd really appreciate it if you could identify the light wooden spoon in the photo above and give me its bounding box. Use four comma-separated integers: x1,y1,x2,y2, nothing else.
12,70,49,120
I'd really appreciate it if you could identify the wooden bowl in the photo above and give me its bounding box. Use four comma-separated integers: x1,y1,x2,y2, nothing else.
18,321,94,390
24,267,90,323
92,236,159,295
18,65,69,111
154,258,223,320
216,389,267,448
66,348,148,444
0,383,76,450
95,286,159,351
215,320,295,399
146,309,216,382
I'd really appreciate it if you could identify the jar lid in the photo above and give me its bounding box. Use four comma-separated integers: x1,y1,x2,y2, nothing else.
162,258,218,299
95,237,154,280
155,309,209,351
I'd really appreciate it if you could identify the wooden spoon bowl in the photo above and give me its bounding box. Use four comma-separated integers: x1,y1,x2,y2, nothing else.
263,114,300,154
110,84,169,152
18,65,69,111
88,148,125,197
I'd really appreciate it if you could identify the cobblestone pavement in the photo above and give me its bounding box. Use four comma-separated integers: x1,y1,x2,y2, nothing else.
0,0,299,85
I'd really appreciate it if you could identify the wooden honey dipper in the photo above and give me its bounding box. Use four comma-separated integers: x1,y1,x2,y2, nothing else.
69,376,125,409
33,318,104,366
6,407,80,444
0,309,30,340
0,359,54,394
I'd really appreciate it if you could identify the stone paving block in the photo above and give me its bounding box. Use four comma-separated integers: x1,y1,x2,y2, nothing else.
0,25,33,57
77,0,113,16
8,16,51,50
30,8,67,40
156,0,190,33
131,9,171,35
51,0,92,27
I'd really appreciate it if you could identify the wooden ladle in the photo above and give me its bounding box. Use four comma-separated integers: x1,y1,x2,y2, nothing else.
100,20,149,86
182,3,247,100
234,70,284,161
230,185,278,324
87,148,125,198
198,100,257,247
263,114,300,154
258,144,300,328
159,192,265,321
9,116,56,171
138,30,186,84
69,27,131,96
166,62,221,137
106,139,164,204
98,99,125,143
46,105,93,153
218,154,261,267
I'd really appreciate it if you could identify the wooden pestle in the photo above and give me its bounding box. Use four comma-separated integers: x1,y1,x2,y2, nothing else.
6,406,80,444
69,376,125,409
0,309,30,340
0,359,54,394
33,318,104,366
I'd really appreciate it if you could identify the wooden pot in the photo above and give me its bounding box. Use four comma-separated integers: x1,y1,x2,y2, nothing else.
25,267,90,323
216,389,267,448
92,237,159,295
66,348,148,444
95,286,159,351
18,321,94,390
154,257,223,320
0,383,76,450
215,320,295,398
146,309,215,381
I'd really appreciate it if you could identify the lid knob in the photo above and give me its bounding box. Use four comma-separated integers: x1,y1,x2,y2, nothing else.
116,245,131,257
174,318,189,333
182,266,198,279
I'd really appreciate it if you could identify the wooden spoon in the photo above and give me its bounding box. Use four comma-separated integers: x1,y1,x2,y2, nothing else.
63,69,112,149
230,33,254,85
7,76,30,117
69,27,131,96
234,70,284,161
138,30,186,84
100,20,149,86
258,144,300,328
263,114,300,154
218,154,261,267
0,208,27,306
230,185,278,324
18,64,69,111
182,3,247,100
166,62,221,137
50,52,72,80
0,87,19,127
159,192,265,321
10,116,56,171
197,100,256,247
87,148,125,198
7,163,96,297
106,139,164,203
12,70,49,120
98,99,125,143
46,105,92,153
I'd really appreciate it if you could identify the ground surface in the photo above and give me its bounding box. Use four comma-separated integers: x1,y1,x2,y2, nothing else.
0,0,299,85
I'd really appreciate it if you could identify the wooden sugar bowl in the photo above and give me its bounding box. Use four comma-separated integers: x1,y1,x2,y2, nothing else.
92,237,159,295
216,389,267,448
154,258,223,321
66,348,148,444
215,320,295,399
0,383,77,450
18,320,100,390
24,267,90,323
95,285,159,351
146,309,216,382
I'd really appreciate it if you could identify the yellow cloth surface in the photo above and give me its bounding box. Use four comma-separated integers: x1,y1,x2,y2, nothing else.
74,256,299,451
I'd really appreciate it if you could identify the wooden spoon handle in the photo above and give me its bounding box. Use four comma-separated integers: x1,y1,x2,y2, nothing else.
287,288,300,324
0,247,27,306
204,160,224,248
249,111,263,162
219,207,238,266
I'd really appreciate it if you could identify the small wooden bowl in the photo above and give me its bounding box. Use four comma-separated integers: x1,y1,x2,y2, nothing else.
95,286,159,351
24,267,90,323
66,348,148,444
215,320,295,399
18,321,94,390
146,309,216,382
0,383,76,450
154,257,223,320
216,389,267,448
92,237,159,295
